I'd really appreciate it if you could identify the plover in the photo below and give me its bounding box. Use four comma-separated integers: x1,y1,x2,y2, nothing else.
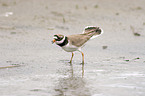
52,26,103,64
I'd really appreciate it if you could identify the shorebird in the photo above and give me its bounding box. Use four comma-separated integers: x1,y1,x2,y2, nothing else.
52,26,103,64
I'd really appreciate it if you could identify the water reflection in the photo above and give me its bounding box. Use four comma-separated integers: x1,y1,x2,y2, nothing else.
54,63,91,96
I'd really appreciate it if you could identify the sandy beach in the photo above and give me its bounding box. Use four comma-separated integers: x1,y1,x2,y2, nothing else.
0,0,145,96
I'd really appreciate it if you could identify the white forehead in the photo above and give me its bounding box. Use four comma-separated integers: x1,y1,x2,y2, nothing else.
53,36,58,39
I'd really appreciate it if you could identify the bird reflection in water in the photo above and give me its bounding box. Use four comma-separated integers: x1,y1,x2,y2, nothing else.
54,63,91,96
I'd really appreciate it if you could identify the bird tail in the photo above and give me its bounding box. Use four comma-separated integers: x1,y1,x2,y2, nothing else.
83,26,103,39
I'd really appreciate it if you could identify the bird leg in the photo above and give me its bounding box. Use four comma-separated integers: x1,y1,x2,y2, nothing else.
82,61,84,78
80,51,84,64
69,52,74,64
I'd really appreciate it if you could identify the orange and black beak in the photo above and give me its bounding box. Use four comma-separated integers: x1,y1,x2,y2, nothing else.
52,39,56,44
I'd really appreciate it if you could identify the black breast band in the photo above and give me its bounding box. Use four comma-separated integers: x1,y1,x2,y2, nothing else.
57,37,68,47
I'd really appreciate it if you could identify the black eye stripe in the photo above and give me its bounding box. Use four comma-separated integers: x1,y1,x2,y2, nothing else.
54,35,63,41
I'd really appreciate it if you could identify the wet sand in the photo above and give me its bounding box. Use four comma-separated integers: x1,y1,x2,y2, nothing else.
0,0,145,96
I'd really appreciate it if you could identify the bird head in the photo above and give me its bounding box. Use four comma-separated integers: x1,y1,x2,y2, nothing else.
52,34,65,44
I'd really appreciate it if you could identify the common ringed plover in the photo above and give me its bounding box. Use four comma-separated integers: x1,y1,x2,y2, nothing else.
52,26,103,64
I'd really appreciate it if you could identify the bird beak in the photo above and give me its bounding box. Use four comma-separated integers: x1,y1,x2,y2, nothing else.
52,39,56,44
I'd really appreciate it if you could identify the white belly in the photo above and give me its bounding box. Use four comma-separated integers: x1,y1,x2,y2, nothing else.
62,43,79,52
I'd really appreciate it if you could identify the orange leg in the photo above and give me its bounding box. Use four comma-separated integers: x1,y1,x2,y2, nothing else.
80,51,84,64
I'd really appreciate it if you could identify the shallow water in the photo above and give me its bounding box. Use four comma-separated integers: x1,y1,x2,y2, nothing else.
0,54,145,96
